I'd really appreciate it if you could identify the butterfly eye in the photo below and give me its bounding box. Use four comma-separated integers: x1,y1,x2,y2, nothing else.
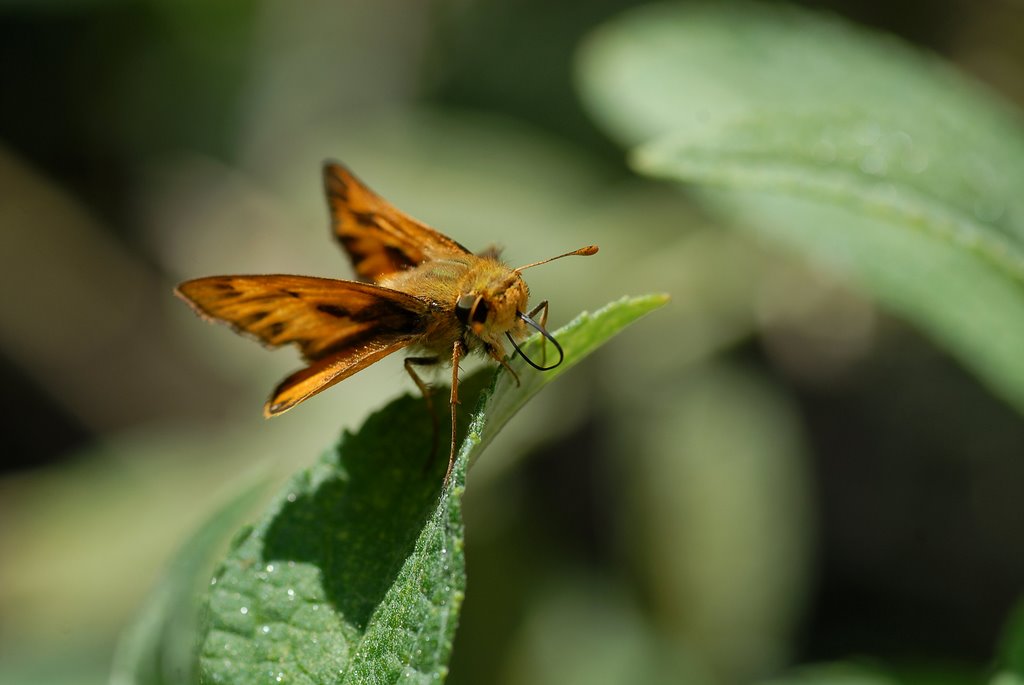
455,294,490,327
455,294,477,325
471,299,490,325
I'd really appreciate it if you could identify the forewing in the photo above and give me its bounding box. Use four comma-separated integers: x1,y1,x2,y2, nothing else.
175,275,427,361
324,162,470,282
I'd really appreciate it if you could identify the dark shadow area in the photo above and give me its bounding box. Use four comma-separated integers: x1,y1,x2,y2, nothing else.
747,324,1024,664
0,352,92,473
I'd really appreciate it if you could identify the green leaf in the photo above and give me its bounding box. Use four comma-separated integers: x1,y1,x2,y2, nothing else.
193,294,666,685
576,2,1024,153
991,674,1024,685
576,2,1024,412
633,107,1024,282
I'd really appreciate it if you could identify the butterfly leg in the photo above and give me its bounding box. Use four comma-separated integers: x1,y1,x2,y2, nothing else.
445,340,465,486
405,356,441,464
528,300,550,324
495,352,521,387
527,300,550,366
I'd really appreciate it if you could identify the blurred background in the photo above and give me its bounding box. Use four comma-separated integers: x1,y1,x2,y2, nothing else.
1,1,1023,684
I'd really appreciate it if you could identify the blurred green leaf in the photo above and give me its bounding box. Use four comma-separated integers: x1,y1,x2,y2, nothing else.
576,2,1024,153
577,1,1024,412
190,294,665,684
500,576,707,685
622,362,813,681
634,107,1024,282
992,674,1024,685
693,189,1024,414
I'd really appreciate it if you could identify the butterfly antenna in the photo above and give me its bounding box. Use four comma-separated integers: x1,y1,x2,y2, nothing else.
514,245,598,273
506,311,564,371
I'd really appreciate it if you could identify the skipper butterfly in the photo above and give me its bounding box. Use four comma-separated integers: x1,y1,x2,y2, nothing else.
176,163,597,481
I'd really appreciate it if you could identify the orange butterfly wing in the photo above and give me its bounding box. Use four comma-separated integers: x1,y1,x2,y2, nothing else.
265,336,415,416
323,162,470,282
175,275,429,415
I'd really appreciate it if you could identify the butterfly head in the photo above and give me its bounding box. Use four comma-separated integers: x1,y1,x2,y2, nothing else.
453,244,598,370
454,271,529,342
